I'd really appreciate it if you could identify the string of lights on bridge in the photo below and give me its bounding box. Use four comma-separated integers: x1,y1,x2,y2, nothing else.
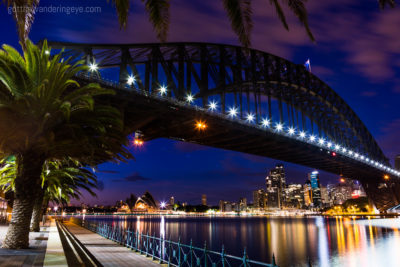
87,64,400,178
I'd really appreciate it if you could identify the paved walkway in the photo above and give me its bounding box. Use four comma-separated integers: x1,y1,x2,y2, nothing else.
0,224,49,267
43,220,68,266
63,221,162,267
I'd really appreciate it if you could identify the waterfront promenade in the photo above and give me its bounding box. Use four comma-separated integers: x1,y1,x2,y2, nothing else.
0,220,67,267
0,219,163,267
63,221,162,266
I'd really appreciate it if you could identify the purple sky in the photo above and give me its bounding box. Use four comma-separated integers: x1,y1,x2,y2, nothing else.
1,0,400,205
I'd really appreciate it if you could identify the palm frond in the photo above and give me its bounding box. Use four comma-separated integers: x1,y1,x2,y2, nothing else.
378,0,396,9
223,0,253,47
3,0,40,47
110,0,130,28
141,0,170,42
283,0,314,41
269,0,289,30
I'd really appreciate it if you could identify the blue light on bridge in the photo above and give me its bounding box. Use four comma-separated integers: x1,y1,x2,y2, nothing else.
261,118,270,127
228,107,238,117
127,76,135,85
159,85,167,95
208,101,217,111
246,113,255,123
186,94,194,103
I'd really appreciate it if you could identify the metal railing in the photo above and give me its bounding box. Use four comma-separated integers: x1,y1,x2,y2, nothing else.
70,217,278,267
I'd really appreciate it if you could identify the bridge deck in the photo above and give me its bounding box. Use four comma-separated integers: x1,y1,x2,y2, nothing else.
63,221,162,267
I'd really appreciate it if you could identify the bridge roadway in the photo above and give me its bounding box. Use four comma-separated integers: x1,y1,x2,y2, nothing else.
63,221,162,267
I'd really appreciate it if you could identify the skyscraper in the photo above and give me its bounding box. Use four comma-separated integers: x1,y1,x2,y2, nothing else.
266,164,286,209
201,194,207,206
253,189,267,209
308,171,321,207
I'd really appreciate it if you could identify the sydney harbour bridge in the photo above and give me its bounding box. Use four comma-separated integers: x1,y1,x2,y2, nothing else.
48,41,400,211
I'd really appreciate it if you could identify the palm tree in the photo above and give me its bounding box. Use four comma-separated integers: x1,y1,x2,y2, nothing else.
4,0,314,48
0,158,98,232
0,40,131,248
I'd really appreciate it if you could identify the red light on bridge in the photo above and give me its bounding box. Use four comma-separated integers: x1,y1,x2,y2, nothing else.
332,152,337,157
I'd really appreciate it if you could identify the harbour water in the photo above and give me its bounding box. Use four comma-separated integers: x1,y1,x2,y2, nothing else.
81,215,400,267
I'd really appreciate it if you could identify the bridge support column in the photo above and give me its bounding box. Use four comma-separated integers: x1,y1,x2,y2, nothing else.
361,179,400,212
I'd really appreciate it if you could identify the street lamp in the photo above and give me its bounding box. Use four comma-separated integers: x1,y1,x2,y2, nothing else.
195,121,207,130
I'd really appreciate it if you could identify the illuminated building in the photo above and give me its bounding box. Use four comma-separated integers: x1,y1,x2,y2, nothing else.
253,189,267,209
169,196,175,205
201,194,207,206
266,164,286,209
303,180,312,207
219,200,233,212
134,191,158,211
328,179,366,205
285,184,304,208
309,171,321,208
320,186,331,207
239,197,247,211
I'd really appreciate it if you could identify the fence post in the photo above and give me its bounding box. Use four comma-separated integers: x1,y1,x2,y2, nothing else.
136,231,139,252
204,241,208,267
178,237,181,267
221,244,225,267
190,239,193,267
159,235,163,264
146,232,149,256
272,253,276,267
242,247,247,267
167,239,172,267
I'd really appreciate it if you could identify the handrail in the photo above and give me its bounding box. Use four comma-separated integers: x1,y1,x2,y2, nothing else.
70,217,279,267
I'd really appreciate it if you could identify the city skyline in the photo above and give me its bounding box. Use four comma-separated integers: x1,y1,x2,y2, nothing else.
2,0,400,206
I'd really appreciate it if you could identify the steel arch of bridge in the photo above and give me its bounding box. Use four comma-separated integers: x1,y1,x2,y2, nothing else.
49,41,388,165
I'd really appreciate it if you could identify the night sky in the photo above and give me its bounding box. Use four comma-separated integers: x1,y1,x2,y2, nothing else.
1,0,400,206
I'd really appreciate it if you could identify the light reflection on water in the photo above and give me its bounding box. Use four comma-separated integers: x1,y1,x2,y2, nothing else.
83,215,400,266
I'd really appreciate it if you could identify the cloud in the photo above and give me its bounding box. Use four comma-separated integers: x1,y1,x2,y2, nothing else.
113,172,151,182
376,118,400,164
97,169,119,174
96,180,104,191
360,91,378,97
